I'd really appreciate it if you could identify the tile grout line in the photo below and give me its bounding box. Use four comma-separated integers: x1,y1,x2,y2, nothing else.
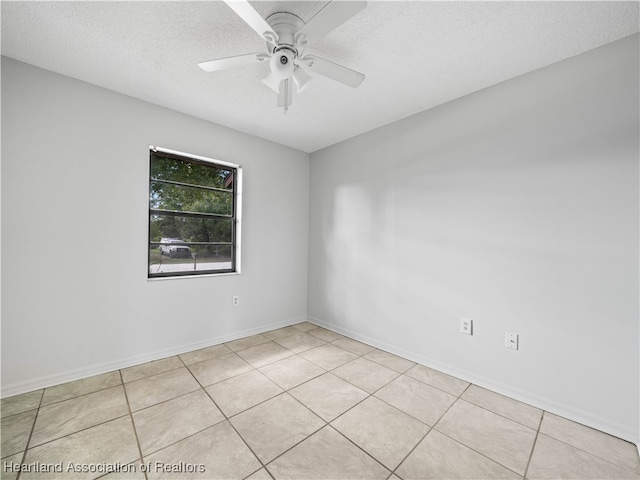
322,351,466,440
261,415,328,474
126,384,202,414
456,399,542,432
245,371,390,478
8,388,137,457
222,388,285,421
432,388,635,477
180,354,274,478
437,398,561,477
0,408,41,422
187,339,323,396
429,427,526,478
324,423,393,476
296,366,412,475
244,467,276,480
429,382,533,478
403,369,471,398
370,373,460,426
122,364,185,385
433,418,524,478
6,382,113,412
257,349,328,388
222,335,383,476
283,347,394,403
390,426,433,479
201,346,340,427
19,412,134,451
177,343,233,364
15,381,125,413
7,395,138,479
550,418,640,473
461,384,542,416
119,370,149,480
138,423,226,460
390,380,473,477
278,336,433,453
241,326,337,477
424,382,528,478
299,348,357,372
523,409,544,479
530,422,640,476
185,352,254,384
14,388,45,480
223,343,334,472
128,353,258,461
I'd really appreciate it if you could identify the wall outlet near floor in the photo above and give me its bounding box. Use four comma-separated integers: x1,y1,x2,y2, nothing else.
232,295,240,307
505,332,519,350
460,318,473,335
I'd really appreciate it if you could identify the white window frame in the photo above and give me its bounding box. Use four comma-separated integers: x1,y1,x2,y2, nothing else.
148,146,242,278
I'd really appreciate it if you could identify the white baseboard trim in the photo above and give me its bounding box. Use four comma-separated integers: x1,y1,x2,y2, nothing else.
1,316,307,399
308,316,638,445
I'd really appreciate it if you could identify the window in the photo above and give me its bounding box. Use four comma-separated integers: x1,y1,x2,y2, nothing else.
148,146,241,278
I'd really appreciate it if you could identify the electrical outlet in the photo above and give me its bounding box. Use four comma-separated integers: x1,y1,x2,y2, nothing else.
460,318,473,335
505,332,519,350
232,295,240,307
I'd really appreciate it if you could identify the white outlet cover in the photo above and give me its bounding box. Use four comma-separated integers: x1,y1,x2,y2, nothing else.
505,332,519,350
460,318,472,335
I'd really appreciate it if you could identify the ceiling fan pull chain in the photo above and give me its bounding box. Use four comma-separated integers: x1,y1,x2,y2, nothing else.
284,79,289,114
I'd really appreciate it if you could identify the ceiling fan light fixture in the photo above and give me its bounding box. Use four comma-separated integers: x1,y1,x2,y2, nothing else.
292,66,313,92
261,70,282,93
270,48,295,79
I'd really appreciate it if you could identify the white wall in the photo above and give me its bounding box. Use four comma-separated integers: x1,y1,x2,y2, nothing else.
3,34,639,444
308,34,639,443
1,57,310,395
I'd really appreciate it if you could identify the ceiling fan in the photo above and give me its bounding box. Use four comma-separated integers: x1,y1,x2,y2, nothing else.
198,0,367,112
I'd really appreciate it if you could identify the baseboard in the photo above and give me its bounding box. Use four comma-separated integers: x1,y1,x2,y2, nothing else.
1,316,307,399
308,316,639,445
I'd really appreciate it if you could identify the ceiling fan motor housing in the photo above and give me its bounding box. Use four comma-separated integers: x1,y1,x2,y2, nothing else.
265,13,305,82
266,12,305,51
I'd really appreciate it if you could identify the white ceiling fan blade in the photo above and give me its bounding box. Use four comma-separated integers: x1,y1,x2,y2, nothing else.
301,55,365,88
198,53,268,72
224,0,278,44
295,1,366,45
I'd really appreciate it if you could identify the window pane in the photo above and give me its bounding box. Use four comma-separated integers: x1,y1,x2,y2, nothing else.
149,245,232,275
151,155,233,190
150,214,232,244
148,148,241,279
150,181,232,216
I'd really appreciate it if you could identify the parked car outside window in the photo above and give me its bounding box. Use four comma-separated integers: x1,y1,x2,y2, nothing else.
159,238,191,258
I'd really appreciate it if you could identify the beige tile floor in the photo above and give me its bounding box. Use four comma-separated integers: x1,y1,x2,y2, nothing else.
1,322,639,480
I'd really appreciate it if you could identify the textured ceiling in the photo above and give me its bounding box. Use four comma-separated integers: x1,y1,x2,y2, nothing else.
2,1,638,153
